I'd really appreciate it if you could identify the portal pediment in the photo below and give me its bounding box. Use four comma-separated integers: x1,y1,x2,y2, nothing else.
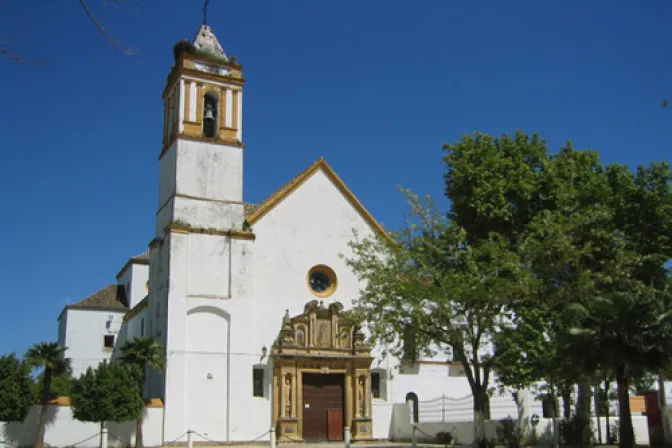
271,300,370,358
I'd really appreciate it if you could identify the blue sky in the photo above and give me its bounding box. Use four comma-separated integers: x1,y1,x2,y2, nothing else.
0,0,670,357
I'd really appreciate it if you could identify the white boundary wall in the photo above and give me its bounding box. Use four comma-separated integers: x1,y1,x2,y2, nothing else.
0,405,163,448
391,402,650,446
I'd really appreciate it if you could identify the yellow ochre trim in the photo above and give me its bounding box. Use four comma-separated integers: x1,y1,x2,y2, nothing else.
49,396,71,406
165,225,255,240
248,158,396,245
145,398,164,408
307,264,338,298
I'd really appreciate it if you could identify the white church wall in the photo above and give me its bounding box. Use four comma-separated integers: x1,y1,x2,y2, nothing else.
174,140,243,203
184,304,229,441
0,405,164,448
126,307,149,340
64,309,125,377
158,143,177,209
252,168,375,324
117,264,149,310
186,234,230,299
57,312,67,347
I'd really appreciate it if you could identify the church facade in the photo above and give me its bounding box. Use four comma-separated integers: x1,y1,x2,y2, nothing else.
56,24,512,444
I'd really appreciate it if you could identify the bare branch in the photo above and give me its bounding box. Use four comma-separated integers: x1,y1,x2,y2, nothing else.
78,0,136,55
0,48,44,65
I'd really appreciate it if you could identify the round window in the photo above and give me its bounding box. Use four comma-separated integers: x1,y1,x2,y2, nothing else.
307,265,337,297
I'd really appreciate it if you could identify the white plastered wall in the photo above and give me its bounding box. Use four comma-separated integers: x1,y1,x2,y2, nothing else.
63,309,126,377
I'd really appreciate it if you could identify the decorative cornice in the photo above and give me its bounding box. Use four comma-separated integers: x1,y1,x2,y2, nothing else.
165,224,255,240
163,53,245,100
160,133,244,160
248,158,396,245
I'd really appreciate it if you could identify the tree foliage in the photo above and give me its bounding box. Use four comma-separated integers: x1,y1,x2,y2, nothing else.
71,362,144,427
0,353,34,422
119,338,166,448
24,342,71,448
345,189,532,444
345,130,672,448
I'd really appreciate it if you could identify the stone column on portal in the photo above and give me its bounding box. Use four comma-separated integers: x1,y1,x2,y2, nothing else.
365,374,372,418
345,367,353,428
290,373,297,418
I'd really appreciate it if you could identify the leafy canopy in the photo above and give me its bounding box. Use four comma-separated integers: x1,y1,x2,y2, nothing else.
0,353,34,422
71,362,144,424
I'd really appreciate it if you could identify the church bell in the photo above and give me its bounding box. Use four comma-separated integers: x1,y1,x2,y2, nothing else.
204,107,216,120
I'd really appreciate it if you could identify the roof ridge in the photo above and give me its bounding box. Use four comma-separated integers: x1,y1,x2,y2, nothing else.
246,158,396,244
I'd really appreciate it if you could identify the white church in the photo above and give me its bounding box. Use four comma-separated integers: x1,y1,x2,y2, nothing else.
51,22,627,446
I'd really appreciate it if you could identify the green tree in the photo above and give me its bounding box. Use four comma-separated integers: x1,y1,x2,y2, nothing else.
0,353,34,422
71,362,144,447
32,371,72,404
563,289,672,448
24,342,71,448
345,190,531,447
446,135,610,421
119,338,166,448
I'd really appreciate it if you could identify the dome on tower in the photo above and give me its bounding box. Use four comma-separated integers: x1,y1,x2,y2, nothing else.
192,24,228,61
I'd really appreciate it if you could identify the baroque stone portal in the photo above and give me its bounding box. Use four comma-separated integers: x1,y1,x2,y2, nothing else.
271,300,373,442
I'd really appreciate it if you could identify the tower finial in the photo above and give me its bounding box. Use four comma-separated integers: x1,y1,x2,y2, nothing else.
203,0,210,25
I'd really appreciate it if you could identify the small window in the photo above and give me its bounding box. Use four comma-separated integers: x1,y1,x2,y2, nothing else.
140,318,145,337
103,335,115,348
253,368,264,397
371,373,381,399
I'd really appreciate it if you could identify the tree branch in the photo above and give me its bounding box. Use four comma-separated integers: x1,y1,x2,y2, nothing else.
0,48,44,65
78,0,136,55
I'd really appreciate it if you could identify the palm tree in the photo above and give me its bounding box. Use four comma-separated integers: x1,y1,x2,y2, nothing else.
562,292,672,448
24,342,71,448
119,338,165,448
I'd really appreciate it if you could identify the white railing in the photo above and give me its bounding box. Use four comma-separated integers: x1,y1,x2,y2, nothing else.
417,394,519,423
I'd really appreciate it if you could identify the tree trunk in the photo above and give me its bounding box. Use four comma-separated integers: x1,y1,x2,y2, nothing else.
594,384,602,444
550,382,560,448
575,383,592,448
576,382,592,418
605,377,612,444
561,386,572,418
34,370,52,448
472,388,489,447
135,417,143,448
616,370,635,448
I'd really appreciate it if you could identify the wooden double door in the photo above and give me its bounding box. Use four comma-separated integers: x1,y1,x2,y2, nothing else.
302,374,344,441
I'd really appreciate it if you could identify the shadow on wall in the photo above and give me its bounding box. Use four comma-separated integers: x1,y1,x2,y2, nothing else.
2,405,57,447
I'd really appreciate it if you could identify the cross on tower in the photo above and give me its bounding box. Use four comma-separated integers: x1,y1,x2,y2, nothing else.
203,0,210,25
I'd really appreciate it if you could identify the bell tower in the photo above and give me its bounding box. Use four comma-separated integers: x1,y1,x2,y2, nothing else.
150,22,255,442
157,23,246,232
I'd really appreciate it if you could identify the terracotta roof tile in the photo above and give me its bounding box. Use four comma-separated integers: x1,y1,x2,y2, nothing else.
131,250,149,262
244,203,259,218
70,285,128,311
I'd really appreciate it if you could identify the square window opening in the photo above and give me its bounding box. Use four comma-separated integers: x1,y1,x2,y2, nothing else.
103,335,115,349
371,373,381,399
253,368,264,397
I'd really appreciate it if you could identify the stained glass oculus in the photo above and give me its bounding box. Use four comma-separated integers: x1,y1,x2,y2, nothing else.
309,271,331,293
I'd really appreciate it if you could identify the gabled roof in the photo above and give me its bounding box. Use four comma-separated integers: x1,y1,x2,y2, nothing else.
67,285,128,312
246,158,395,244
116,249,150,279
